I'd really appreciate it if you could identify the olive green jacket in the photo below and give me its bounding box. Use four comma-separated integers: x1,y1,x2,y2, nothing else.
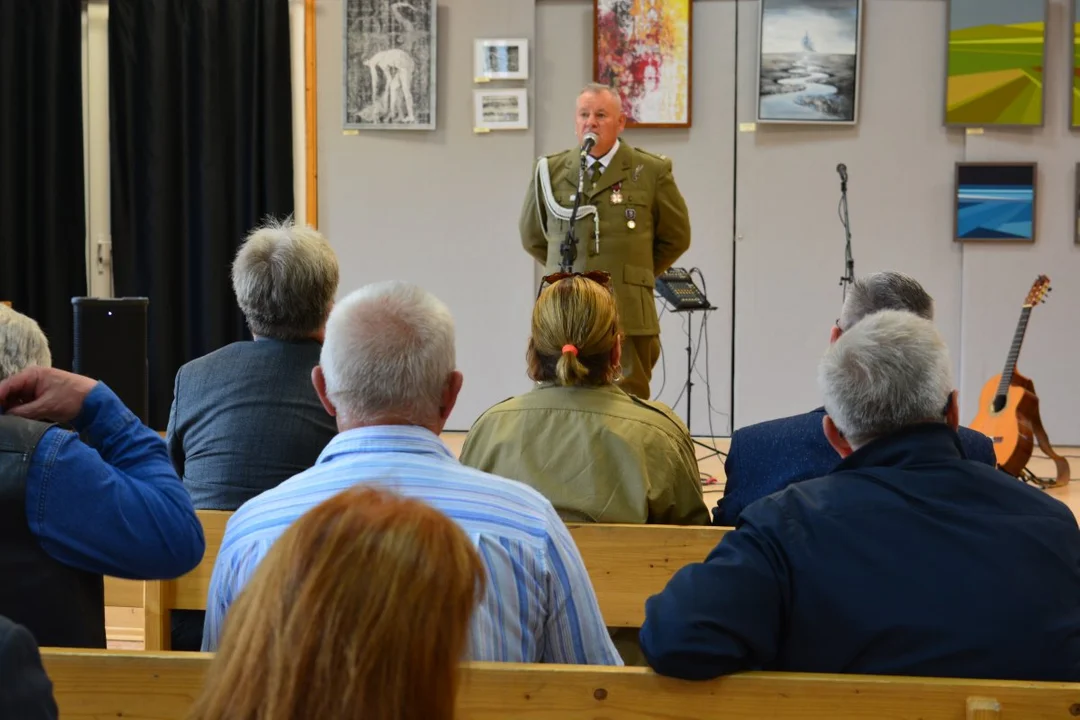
519,142,691,336
459,384,709,526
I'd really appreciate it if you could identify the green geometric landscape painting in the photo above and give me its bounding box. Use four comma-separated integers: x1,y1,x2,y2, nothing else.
946,0,1046,127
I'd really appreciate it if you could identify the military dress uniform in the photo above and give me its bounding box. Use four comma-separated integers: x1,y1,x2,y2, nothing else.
519,141,691,399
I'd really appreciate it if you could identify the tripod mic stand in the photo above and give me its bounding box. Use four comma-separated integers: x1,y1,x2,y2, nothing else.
837,163,854,300
559,153,589,272
676,305,724,462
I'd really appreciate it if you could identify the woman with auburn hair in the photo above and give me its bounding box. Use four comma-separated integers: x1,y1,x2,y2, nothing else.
460,272,708,527
187,487,485,720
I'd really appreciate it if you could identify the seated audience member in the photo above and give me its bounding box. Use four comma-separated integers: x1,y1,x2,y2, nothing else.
166,218,339,511
0,615,57,720
461,271,708,525
165,220,338,650
203,281,621,665
0,359,204,648
714,271,996,526
190,487,483,720
640,311,1080,681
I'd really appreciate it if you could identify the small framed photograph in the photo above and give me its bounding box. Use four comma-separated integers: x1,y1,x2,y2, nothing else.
474,89,528,130
954,162,1037,243
474,39,529,81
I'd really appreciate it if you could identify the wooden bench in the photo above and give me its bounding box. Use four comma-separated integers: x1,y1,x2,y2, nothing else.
106,511,730,648
41,648,1080,719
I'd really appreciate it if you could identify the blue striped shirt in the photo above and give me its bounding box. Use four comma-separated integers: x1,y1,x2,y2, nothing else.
201,425,622,665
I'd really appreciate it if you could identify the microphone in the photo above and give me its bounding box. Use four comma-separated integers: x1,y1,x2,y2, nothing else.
836,163,848,184
581,132,598,156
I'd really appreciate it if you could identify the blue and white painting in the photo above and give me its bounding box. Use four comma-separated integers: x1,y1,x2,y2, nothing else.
956,163,1036,241
757,0,861,123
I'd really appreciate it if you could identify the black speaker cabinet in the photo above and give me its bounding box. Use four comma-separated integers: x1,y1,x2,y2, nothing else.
71,297,149,424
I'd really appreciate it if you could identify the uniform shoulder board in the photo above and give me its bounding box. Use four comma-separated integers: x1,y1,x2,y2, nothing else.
628,394,689,433
634,147,669,162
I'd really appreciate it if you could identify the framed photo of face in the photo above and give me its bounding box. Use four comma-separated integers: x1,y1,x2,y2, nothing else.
474,39,528,81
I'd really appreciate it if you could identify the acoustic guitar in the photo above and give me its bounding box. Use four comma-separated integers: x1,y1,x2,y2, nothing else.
970,275,1069,487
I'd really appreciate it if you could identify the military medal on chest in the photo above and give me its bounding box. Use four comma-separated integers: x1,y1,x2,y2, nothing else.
610,182,623,205
626,207,636,230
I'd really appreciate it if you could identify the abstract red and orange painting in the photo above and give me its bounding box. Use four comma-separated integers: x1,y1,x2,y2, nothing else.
594,0,692,128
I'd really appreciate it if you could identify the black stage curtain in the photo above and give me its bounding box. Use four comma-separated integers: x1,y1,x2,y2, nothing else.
0,0,87,371
109,0,294,429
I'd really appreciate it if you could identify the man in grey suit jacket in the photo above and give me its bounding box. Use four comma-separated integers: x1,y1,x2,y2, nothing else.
166,218,339,648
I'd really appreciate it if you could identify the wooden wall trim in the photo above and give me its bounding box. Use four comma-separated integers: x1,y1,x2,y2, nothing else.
304,0,318,228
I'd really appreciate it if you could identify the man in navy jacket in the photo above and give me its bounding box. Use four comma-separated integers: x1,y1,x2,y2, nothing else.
641,311,1080,681
714,272,995,526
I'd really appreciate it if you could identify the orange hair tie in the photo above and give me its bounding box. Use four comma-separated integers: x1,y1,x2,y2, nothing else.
562,344,579,357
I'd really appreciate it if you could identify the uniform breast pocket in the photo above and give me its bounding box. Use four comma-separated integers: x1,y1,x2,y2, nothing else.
620,195,652,234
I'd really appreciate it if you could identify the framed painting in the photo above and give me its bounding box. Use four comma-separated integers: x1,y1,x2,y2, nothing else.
756,0,863,125
954,163,1037,243
474,39,528,81
594,0,692,128
343,0,437,130
1075,164,1080,242
1072,0,1080,127
474,89,529,130
945,0,1046,127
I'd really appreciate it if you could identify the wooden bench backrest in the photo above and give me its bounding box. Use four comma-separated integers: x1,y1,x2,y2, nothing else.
40,648,1080,720
109,512,731,647
566,523,727,627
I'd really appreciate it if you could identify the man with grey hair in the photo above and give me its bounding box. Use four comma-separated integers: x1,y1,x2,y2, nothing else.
203,281,622,665
0,305,51,379
641,310,1080,681
166,218,339,649
713,271,995,526
166,217,339,511
520,82,691,399
0,311,204,649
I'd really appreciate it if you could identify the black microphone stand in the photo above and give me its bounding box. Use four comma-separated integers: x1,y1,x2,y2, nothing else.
559,151,590,272
837,167,854,300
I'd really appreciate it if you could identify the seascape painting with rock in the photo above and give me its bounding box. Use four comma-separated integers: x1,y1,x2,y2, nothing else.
757,0,861,124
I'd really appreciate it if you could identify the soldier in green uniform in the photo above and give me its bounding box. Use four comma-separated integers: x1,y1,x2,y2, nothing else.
519,82,691,399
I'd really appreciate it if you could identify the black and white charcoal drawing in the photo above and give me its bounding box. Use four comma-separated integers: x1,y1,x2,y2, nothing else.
344,0,436,130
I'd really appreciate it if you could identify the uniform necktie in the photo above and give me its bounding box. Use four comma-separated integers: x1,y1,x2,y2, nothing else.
590,162,605,181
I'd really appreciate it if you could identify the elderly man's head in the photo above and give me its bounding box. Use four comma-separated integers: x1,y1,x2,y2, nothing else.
0,305,51,382
232,219,340,341
312,282,462,433
832,271,934,342
819,310,957,455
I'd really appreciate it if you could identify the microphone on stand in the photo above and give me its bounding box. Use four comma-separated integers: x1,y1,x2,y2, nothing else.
580,132,598,157
836,163,848,192
561,133,599,272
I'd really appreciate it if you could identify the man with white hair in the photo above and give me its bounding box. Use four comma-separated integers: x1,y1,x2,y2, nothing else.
203,281,622,665
714,271,996,526
0,306,204,648
641,310,1080,681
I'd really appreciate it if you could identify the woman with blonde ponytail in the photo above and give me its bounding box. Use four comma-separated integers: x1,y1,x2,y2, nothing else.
460,273,708,527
